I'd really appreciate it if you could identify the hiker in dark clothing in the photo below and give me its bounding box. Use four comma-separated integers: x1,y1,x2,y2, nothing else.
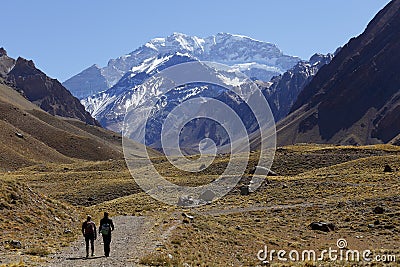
99,212,115,257
82,215,97,258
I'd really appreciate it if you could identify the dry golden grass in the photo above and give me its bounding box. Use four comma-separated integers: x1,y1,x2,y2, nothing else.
0,176,84,265
281,143,400,152
1,144,399,266
0,261,26,267
134,145,400,266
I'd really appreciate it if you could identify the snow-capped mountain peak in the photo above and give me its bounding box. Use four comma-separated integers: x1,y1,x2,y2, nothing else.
143,32,207,55
63,33,305,150
63,33,301,100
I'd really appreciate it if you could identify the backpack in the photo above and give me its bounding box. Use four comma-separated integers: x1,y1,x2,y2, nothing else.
85,221,95,235
100,223,111,235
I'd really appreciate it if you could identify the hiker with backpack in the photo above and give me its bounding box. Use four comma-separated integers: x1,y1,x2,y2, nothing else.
81,215,97,258
99,212,115,257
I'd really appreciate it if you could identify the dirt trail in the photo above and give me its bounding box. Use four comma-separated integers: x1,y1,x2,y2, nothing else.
47,216,157,267
196,202,327,216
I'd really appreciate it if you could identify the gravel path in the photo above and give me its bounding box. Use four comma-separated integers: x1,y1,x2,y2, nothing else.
196,202,327,216
47,216,156,267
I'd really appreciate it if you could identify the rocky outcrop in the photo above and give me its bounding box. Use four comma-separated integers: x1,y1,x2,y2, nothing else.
6,57,99,126
0,47,16,78
262,53,333,121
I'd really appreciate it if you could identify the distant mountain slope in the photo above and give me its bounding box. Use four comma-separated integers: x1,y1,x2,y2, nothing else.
63,32,300,99
261,53,334,122
62,64,109,99
81,53,269,153
276,0,400,146
82,53,197,129
62,33,303,152
0,80,159,171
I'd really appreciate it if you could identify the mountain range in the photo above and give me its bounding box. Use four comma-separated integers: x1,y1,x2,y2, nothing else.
275,0,400,146
0,0,400,159
63,32,300,99
0,48,160,171
261,52,335,122
62,33,307,150
0,77,160,171
45,0,400,150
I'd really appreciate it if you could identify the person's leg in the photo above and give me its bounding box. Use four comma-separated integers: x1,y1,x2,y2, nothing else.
90,237,95,256
108,239,111,256
104,236,111,257
102,235,107,256
85,236,89,257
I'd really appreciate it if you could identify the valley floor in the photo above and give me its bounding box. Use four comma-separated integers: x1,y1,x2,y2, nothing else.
0,144,399,266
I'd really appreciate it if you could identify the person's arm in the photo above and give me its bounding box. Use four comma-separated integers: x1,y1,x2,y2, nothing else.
82,222,85,236
98,222,101,234
111,220,115,231
94,223,97,239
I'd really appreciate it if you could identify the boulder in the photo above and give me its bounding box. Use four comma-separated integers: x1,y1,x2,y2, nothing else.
309,222,336,232
9,240,22,249
199,189,215,202
240,185,250,196
384,164,393,172
178,196,195,207
177,196,206,207
373,206,385,214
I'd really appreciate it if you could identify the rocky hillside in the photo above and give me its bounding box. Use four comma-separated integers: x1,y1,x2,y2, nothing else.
3,55,99,126
261,53,334,122
0,80,159,171
275,0,400,146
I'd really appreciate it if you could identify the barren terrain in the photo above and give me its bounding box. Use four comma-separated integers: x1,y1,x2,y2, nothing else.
1,144,399,266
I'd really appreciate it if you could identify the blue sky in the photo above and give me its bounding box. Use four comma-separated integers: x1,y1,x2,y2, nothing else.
1,0,391,82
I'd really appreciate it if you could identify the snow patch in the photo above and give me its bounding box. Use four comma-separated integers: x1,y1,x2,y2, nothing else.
217,73,244,87
231,62,282,73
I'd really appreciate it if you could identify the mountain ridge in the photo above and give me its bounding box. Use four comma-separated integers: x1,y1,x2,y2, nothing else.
0,79,160,171
261,53,334,122
0,49,100,126
63,32,300,99
276,0,400,146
